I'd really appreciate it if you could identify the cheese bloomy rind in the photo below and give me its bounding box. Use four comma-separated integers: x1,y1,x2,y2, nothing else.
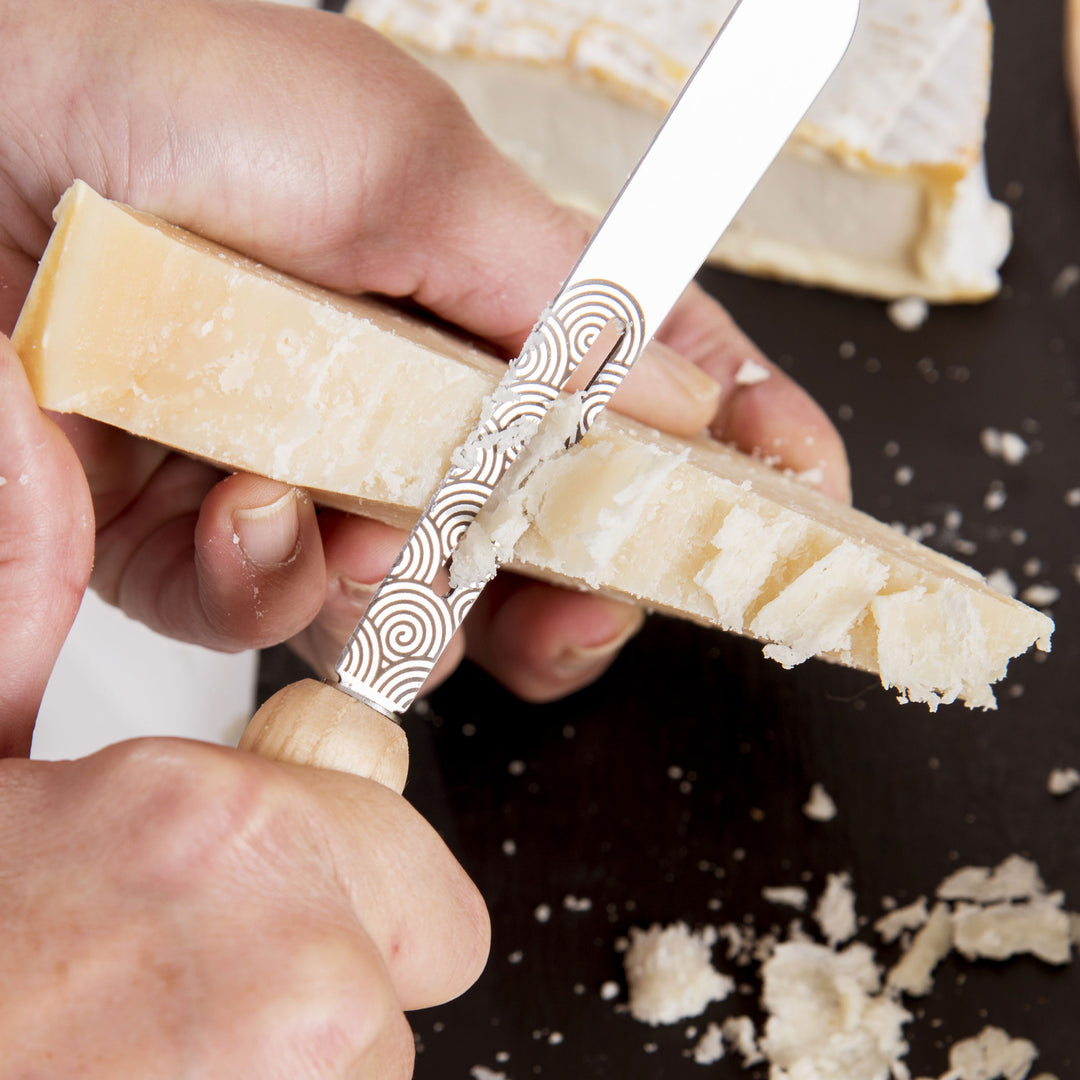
345,0,1011,302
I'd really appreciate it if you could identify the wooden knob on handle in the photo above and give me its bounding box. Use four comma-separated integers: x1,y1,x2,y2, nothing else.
239,679,409,794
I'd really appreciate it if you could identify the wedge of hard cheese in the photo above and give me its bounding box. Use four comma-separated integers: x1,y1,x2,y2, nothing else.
345,0,1011,303
14,182,1052,710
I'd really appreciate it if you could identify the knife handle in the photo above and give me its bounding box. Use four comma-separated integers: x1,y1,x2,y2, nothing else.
238,679,409,794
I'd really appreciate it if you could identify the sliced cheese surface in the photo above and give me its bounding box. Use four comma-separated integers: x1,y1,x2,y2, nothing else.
345,0,1011,302
14,182,1052,709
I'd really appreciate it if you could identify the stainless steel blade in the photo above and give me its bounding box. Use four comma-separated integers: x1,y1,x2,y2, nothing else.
334,0,860,716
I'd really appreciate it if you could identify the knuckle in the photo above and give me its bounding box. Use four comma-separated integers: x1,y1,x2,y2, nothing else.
102,740,293,894
279,937,414,1079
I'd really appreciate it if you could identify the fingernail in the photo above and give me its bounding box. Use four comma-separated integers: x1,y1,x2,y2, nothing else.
552,607,646,678
650,342,723,408
233,490,301,568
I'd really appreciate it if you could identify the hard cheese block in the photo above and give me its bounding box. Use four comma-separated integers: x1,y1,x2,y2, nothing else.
345,0,1011,303
14,182,1052,710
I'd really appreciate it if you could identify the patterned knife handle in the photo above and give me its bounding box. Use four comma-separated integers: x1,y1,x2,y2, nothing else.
334,278,644,716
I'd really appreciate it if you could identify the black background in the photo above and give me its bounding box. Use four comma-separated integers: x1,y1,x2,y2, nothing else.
269,2,1080,1075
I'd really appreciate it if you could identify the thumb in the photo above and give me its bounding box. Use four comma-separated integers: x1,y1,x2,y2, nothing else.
0,333,94,754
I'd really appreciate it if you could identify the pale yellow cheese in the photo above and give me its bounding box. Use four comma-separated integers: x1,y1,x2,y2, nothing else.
14,182,1053,709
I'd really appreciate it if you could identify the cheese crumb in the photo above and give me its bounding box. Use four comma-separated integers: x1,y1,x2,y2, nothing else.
886,902,953,997
734,357,771,385
986,568,1018,597
803,782,838,822
623,923,735,1025
1019,583,1060,609
952,898,1073,965
1051,263,1080,297
1047,766,1080,796
690,1021,725,1065
874,896,929,944
814,872,858,947
943,1025,1039,1080
984,483,1007,511
937,854,1046,903
980,428,1030,465
887,296,930,331
999,432,1030,465
721,1016,764,1067
762,885,809,911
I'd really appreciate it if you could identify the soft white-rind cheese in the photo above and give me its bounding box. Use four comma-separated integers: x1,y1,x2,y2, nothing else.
346,0,1011,302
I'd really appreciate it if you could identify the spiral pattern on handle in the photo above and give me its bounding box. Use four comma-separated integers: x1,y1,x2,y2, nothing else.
336,279,645,712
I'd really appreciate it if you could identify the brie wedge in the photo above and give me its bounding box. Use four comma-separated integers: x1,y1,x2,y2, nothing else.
345,0,1011,302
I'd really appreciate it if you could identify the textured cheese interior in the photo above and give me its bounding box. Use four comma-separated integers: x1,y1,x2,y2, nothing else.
14,182,1053,710
347,0,1010,301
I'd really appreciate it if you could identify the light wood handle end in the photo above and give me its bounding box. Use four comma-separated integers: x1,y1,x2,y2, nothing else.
239,679,409,793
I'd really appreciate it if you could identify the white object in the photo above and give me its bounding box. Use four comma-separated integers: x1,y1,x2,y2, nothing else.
34,591,257,760
622,922,735,1025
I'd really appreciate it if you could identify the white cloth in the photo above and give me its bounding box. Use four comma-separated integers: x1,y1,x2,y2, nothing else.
32,591,258,760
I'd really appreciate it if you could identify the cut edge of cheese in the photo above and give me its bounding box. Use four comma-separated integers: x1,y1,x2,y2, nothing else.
13,181,1053,710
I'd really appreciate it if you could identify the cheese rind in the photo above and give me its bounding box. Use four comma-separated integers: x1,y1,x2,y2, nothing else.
345,0,1011,302
14,182,1053,709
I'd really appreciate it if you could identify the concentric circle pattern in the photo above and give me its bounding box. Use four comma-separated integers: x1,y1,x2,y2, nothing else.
337,278,646,713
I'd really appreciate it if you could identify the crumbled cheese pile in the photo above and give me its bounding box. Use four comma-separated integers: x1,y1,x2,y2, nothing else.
619,855,1077,1078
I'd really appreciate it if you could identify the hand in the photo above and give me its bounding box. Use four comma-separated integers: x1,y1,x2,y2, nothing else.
0,335,488,1077
0,740,489,1079
0,0,850,704
0,334,93,755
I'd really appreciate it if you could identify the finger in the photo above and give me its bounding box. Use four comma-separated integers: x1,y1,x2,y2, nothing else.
285,761,491,1012
0,333,94,752
659,283,852,501
288,513,465,692
207,913,416,1080
48,414,172,529
563,336,723,437
92,465,327,651
464,577,645,703
7,740,474,1070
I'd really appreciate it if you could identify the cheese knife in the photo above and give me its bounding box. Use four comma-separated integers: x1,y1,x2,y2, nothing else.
239,0,861,791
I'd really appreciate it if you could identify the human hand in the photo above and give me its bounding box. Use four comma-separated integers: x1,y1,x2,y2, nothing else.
0,333,93,755
0,0,850,704
0,739,488,1079
0,339,488,1076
